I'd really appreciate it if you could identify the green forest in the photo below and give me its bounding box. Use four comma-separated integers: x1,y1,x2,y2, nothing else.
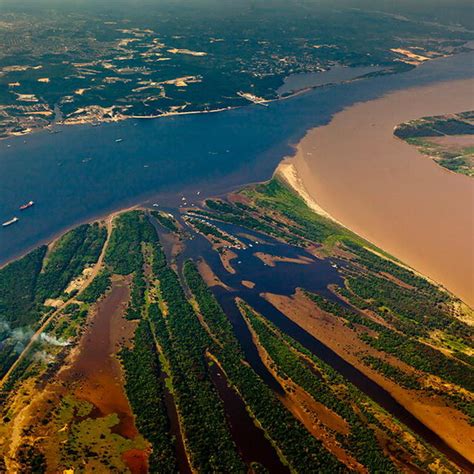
1,186,472,472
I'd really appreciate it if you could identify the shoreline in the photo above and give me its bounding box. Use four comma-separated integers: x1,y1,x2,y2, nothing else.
282,78,474,306
275,159,344,227
4,39,473,143
2,174,472,469
0,204,139,272
274,160,447,291
1,55,473,298
0,65,392,143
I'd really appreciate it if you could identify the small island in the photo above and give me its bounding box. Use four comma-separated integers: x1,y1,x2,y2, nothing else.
394,111,474,176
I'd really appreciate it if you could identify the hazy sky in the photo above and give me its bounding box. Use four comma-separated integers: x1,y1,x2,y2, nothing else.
0,0,472,29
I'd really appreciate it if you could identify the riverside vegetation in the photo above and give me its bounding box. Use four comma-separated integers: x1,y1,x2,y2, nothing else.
0,176,472,472
394,111,474,176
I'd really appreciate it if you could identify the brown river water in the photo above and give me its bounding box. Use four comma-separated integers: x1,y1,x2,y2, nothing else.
290,79,474,306
59,277,148,473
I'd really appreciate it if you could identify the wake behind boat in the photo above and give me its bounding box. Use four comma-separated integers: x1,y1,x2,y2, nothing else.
19,200,34,210
2,217,19,227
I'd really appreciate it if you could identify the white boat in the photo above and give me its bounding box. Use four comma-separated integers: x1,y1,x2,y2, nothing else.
3,217,19,227
115,138,123,143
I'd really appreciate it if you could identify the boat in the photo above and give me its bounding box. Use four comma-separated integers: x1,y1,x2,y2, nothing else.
115,138,123,143
19,200,34,210
3,217,19,227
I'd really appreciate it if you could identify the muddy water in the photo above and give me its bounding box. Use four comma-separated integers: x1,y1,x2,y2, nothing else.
290,79,474,306
59,278,148,472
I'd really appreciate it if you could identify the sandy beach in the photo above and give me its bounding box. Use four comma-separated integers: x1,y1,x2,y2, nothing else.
281,79,474,306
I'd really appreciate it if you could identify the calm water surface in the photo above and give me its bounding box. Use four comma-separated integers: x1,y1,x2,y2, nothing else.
276,64,382,95
0,52,473,265
174,217,473,472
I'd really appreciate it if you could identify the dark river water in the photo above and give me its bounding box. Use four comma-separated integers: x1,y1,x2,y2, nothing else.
171,216,473,472
1,51,473,266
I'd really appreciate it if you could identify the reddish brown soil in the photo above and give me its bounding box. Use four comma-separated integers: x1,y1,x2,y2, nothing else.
59,276,148,472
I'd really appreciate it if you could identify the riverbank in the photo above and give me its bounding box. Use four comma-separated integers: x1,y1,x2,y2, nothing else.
2,51,474,269
0,64,387,143
280,79,474,307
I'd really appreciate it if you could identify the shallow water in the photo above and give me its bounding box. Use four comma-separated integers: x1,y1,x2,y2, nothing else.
59,280,136,436
58,278,147,472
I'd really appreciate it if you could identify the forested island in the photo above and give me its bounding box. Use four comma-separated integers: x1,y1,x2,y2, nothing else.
395,111,474,176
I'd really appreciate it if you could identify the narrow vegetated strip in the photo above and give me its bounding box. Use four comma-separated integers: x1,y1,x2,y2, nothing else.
361,355,421,390
183,261,345,472
0,246,46,328
339,247,470,341
146,302,193,474
120,319,178,473
342,272,473,350
150,210,179,233
198,181,378,253
342,241,439,296
240,303,396,473
195,202,302,245
204,352,290,474
307,292,474,394
151,247,246,473
187,217,228,241
0,247,46,378
311,289,474,422
104,211,158,319
104,212,146,275
0,223,107,383
36,223,107,301
183,261,242,353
